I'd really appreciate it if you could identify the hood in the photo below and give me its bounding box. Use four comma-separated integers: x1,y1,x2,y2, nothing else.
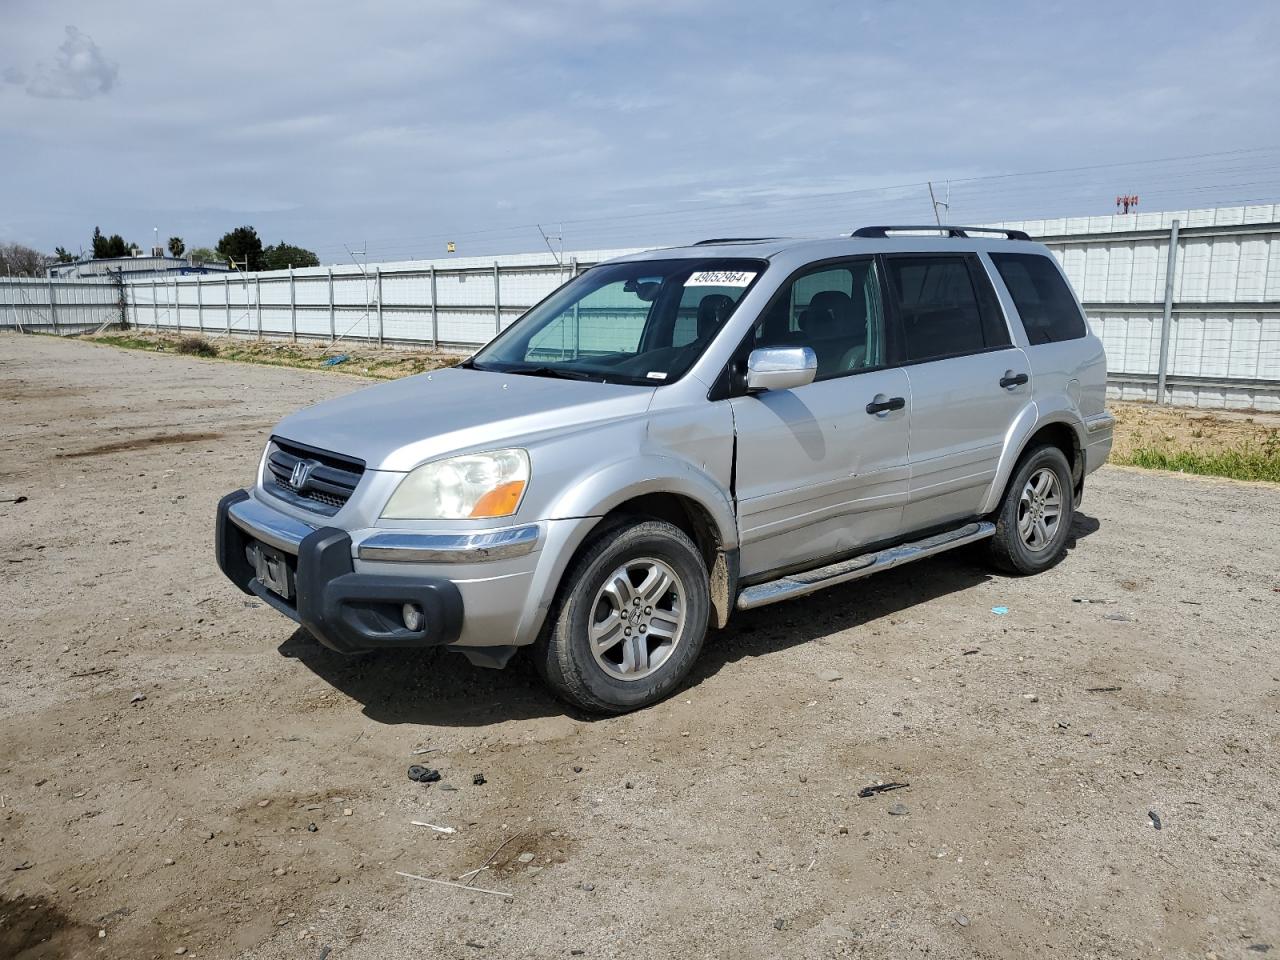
273,367,655,472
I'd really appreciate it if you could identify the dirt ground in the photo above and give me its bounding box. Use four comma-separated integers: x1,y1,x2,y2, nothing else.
2,333,1279,960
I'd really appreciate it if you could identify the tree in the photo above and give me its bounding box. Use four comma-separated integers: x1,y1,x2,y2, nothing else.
91,227,129,259
53,246,76,263
0,242,47,276
260,241,320,271
188,247,226,265
216,226,264,271
167,236,185,258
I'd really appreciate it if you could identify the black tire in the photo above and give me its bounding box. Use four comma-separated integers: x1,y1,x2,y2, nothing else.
533,519,710,715
988,444,1075,575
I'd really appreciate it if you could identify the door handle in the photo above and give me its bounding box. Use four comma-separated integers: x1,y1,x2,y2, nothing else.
865,396,906,415
1000,372,1029,389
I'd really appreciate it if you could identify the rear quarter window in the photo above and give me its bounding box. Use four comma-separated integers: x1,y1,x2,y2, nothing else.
990,253,1087,345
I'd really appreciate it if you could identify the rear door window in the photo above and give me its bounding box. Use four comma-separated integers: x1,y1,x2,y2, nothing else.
884,255,1005,363
989,252,1087,344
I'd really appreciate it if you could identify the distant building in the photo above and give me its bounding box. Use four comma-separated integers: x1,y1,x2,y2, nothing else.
48,253,231,280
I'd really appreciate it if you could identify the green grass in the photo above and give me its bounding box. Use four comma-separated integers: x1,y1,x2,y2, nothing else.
1114,440,1280,483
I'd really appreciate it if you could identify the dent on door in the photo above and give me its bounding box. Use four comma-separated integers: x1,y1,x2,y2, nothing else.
729,368,911,578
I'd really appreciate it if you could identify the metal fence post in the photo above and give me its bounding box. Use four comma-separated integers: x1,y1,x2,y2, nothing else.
225,275,231,334
289,266,297,342
152,276,158,332
1156,219,1181,405
196,277,203,334
327,267,335,341
47,277,59,335
375,265,384,346
493,261,502,335
429,264,439,348
256,276,262,340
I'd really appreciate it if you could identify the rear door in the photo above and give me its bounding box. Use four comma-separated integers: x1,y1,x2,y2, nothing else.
882,253,1032,531
728,256,911,578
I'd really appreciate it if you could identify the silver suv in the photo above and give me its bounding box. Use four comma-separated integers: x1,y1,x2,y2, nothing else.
217,226,1114,714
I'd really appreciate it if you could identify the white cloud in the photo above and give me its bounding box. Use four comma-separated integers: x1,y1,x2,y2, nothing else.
19,25,118,100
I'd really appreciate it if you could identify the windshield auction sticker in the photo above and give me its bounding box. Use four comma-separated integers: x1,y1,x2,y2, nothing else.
685,270,756,287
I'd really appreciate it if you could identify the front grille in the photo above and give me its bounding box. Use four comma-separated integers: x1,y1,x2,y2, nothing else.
264,437,365,516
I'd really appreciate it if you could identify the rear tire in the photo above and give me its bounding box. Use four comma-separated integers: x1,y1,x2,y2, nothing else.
534,519,710,715
988,444,1074,575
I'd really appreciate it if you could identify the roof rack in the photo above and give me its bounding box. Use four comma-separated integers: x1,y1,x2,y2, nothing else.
693,237,780,245
851,225,1031,241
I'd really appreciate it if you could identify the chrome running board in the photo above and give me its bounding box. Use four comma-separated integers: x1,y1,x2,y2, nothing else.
736,521,996,611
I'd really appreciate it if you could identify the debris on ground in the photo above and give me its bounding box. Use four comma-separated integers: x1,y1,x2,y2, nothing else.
1086,686,1123,693
1104,612,1137,622
321,354,350,366
472,772,486,785
407,765,441,783
1148,810,1163,830
1072,597,1117,604
991,606,1009,616
962,647,980,655
395,870,514,899
130,692,146,703
858,782,909,798
410,821,456,834
887,802,910,816
0,495,28,504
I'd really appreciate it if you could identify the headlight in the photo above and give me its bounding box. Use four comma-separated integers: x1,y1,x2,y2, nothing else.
381,448,529,520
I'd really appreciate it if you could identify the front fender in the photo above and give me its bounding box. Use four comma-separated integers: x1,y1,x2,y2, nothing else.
544,454,739,550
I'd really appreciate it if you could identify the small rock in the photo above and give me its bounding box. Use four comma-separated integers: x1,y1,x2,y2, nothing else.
624,781,634,790
174,948,188,956
954,913,970,927
572,765,583,773
343,809,353,816
1022,693,1039,702
837,825,849,835
517,852,535,864
257,799,271,807
887,802,909,816
99,930,106,939
202,831,214,840
816,669,843,682
163,858,176,866
131,693,146,703
581,882,595,892
773,918,786,930
329,875,341,883
407,766,440,783
273,867,286,877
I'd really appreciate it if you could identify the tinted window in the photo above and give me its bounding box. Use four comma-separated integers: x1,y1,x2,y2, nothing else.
990,253,1087,344
753,258,886,380
884,255,995,363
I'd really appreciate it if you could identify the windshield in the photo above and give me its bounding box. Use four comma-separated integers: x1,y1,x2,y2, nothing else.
469,258,765,385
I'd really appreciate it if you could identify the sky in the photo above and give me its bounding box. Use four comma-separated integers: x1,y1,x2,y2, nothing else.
2,0,1279,264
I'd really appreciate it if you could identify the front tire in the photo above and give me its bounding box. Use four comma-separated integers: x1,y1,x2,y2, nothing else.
988,444,1075,575
534,519,710,714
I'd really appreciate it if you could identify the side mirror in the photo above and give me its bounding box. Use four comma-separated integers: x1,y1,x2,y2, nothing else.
746,346,817,392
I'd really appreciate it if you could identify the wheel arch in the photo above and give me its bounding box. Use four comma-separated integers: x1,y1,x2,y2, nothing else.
982,411,1086,515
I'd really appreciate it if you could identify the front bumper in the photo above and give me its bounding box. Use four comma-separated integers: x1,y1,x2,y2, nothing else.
216,490,598,656
217,490,463,654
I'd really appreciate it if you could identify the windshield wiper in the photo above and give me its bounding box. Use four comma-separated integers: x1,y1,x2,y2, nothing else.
504,365,601,382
